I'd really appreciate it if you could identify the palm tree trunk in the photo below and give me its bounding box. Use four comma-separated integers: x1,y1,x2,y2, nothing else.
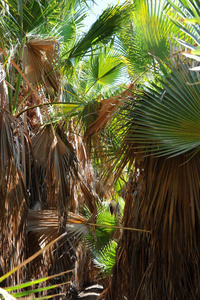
105,154,200,299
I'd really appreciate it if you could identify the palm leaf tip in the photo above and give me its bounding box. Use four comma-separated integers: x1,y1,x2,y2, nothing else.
68,3,131,59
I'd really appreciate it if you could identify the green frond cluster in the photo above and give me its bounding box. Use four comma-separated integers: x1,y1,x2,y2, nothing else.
83,203,118,254
118,0,180,77
119,62,200,157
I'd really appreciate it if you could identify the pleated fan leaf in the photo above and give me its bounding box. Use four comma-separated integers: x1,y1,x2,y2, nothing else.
118,0,180,76
68,3,130,60
119,62,200,158
94,240,117,277
167,0,200,47
32,125,77,209
83,204,118,256
84,47,125,92
28,209,89,246
27,208,89,264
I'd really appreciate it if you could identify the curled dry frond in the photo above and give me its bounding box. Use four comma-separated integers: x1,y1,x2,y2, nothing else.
22,39,60,94
86,84,135,138
32,125,78,210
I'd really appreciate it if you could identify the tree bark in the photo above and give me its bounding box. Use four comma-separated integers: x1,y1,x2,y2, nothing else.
105,155,200,299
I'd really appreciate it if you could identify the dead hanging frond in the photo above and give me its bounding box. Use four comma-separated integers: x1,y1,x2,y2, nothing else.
32,125,78,210
28,209,89,242
0,110,22,181
85,96,121,138
83,84,135,170
22,39,60,94
78,174,98,214
105,153,200,300
86,83,135,137
27,207,150,254
0,109,31,286
0,109,29,215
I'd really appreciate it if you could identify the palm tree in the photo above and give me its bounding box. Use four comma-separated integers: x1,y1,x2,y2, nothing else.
101,0,200,299
0,0,130,292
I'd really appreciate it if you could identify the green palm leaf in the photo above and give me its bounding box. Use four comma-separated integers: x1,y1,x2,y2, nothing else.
118,62,200,159
83,203,117,255
84,46,125,93
117,0,179,77
167,0,200,48
94,240,117,277
68,3,130,60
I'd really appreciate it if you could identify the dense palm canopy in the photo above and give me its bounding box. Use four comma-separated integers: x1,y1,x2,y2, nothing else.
1,0,200,299
0,0,130,295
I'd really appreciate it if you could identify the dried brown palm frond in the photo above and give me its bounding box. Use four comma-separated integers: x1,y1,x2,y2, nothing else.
105,154,200,300
27,208,89,284
86,96,122,137
66,121,107,214
28,209,88,240
29,125,79,278
86,83,135,138
0,109,30,287
78,175,98,214
0,172,28,287
31,125,77,212
83,84,135,172
0,110,26,185
22,39,60,94
0,109,29,228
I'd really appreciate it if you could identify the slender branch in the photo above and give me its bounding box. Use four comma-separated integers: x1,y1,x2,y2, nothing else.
87,222,151,234
15,102,80,118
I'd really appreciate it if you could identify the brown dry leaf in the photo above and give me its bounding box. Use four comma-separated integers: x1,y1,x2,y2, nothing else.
22,39,60,93
86,83,135,137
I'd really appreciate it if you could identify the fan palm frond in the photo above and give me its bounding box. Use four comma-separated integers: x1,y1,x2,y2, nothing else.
27,204,118,263
167,0,200,44
167,0,200,69
84,47,125,93
117,0,180,77
116,62,200,163
22,38,60,93
94,240,117,277
27,209,89,251
68,3,131,60
32,125,77,210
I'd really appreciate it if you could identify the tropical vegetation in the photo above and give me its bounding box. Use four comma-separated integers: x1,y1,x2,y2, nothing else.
1,0,200,299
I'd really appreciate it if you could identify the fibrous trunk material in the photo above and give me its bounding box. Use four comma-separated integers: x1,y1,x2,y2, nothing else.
106,154,200,299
